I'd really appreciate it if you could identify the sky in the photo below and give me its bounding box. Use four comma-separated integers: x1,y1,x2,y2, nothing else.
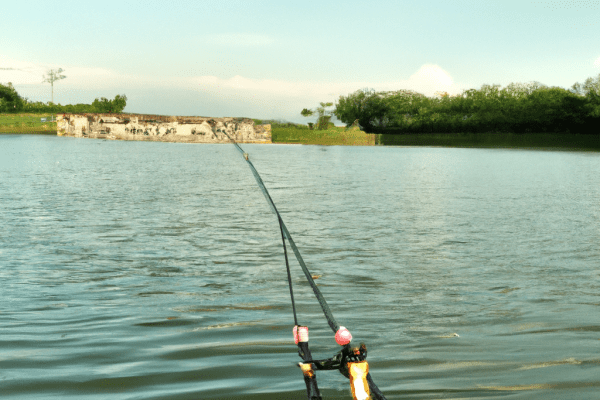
2,0,599,125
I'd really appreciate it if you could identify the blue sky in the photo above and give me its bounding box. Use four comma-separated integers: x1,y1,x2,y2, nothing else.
2,0,599,124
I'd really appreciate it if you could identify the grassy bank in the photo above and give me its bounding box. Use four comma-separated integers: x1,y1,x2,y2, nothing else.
379,132,600,150
0,113,58,134
271,124,377,145
270,122,600,150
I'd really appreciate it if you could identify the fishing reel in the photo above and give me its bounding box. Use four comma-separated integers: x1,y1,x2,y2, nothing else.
311,342,368,378
295,326,382,400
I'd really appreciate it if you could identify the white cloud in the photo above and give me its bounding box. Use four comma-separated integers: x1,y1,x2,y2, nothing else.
188,65,466,122
193,64,463,102
3,57,463,100
3,57,467,121
194,75,344,98
409,64,454,87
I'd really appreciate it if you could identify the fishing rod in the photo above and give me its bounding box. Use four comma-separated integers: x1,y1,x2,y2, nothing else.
221,128,387,400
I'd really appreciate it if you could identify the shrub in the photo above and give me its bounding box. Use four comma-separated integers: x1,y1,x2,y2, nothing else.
0,83,24,112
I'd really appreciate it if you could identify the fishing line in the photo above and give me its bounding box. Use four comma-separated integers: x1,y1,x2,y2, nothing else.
278,213,298,327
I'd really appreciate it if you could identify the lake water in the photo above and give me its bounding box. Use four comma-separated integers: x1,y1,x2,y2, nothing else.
1,134,599,399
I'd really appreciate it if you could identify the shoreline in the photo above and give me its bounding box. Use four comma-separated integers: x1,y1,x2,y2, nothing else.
3,132,599,152
4,134,598,152
1,130,57,135
3,126,599,152
377,132,600,151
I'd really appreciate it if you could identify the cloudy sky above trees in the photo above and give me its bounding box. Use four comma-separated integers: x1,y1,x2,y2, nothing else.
2,0,599,124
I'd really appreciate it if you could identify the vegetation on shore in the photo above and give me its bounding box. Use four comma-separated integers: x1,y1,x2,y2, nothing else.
0,82,127,114
285,73,599,148
4,71,599,150
331,74,600,136
256,120,377,145
265,119,599,149
1,82,127,134
300,102,335,130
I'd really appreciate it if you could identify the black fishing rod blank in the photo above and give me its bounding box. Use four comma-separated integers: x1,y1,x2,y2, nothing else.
222,130,387,400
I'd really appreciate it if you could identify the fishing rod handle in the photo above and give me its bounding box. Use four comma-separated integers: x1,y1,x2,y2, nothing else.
294,326,322,400
299,361,322,400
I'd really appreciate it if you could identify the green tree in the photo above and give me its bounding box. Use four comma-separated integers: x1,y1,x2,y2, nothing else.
571,73,600,97
301,101,334,130
503,81,547,99
520,87,587,133
0,82,24,112
335,80,597,135
42,68,66,103
111,94,127,113
333,89,391,132
92,94,128,113
571,73,600,118
380,89,428,129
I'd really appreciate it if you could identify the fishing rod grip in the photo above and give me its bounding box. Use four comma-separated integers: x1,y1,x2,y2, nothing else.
299,360,322,400
295,326,322,400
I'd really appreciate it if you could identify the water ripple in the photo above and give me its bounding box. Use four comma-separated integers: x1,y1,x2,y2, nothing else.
1,137,599,399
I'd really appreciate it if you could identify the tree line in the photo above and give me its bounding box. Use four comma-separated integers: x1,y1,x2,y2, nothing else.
0,82,127,114
328,74,600,134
